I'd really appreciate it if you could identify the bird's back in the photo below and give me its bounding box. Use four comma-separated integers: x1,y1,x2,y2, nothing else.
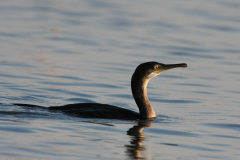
49,103,140,120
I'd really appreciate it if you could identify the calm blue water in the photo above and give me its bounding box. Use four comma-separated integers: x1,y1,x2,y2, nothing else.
0,0,240,159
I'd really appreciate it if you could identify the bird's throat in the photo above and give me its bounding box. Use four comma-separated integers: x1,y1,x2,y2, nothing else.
131,77,156,119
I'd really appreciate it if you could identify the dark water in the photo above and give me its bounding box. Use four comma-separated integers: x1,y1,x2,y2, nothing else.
0,0,240,159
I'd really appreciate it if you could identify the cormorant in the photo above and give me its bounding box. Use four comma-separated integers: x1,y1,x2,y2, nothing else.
14,62,187,120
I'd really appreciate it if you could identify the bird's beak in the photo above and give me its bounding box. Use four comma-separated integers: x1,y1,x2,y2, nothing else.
163,63,187,70
155,63,187,74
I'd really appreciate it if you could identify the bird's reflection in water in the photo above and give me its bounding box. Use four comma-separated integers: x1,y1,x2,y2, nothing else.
125,120,153,160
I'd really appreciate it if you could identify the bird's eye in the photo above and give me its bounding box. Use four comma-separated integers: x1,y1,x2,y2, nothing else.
154,65,159,69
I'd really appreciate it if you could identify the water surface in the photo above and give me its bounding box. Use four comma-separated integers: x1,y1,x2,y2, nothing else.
0,0,240,159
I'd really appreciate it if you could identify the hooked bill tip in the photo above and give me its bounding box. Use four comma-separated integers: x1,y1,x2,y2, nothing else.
183,63,188,68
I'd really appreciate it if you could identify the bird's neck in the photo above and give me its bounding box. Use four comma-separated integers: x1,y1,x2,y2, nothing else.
131,75,156,119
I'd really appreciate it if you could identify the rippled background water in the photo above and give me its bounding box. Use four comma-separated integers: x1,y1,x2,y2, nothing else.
0,0,240,159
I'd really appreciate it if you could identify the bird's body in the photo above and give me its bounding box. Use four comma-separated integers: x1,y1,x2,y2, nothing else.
13,62,187,120
49,103,140,120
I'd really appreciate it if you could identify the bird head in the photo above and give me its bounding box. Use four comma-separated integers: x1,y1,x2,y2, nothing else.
133,61,187,80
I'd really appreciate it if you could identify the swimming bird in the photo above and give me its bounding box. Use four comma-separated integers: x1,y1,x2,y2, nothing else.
14,62,187,120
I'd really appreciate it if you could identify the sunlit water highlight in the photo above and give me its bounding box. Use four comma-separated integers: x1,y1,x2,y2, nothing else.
0,0,240,159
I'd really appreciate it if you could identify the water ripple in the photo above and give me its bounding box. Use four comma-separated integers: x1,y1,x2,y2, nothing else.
0,32,29,38
205,123,240,131
0,126,35,133
149,98,200,104
0,73,39,79
49,37,98,46
192,91,216,95
211,134,240,139
161,143,223,152
199,24,240,32
40,88,96,98
0,6,95,17
107,94,133,100
65,98,95,103
177,83,214,88
147,128,199,137
38,81,122,89
34,73,87,81
169,51,222,59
